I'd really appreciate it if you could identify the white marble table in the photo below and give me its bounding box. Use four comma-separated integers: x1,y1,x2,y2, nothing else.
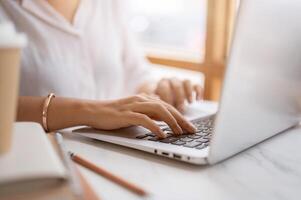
62,102,301,200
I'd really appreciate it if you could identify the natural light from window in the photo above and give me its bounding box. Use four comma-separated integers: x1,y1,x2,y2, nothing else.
128,0,207,62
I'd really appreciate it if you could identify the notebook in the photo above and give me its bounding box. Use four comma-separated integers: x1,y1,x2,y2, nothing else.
0,123,67,194
0,122,100,200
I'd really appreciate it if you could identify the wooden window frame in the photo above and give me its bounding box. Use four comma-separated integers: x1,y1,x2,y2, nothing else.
147,0,236,101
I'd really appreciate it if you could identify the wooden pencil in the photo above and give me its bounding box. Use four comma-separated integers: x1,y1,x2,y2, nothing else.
69,152,147,197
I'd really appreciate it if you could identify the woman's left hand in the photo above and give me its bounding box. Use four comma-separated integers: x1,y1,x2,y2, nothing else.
154,78,203,112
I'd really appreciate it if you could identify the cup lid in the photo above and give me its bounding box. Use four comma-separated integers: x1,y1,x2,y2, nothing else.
0,22,27,48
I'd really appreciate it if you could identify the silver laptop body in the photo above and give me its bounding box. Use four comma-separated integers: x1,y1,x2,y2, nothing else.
74,0,301,165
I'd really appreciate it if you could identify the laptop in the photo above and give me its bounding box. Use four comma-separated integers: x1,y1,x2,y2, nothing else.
74,0,301,165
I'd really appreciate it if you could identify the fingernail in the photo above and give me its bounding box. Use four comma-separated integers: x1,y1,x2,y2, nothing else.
176,127,183,135
189,96,193,103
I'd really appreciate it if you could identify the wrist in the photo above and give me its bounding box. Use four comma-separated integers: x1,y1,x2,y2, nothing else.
45,97,107,131
76,100,97,127
77,99,110,127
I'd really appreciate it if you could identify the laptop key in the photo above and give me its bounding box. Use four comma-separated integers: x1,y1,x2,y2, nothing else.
183,141,202,148
135,134,148,139
188,135,202,139
159,137,178,143
197,125,206,129
203,134,211,138
162,127,171,131
180,137,193,142
171,140,186,145
195,143,207,150
195,132,207,136
196,138,209,143
148,137,161,141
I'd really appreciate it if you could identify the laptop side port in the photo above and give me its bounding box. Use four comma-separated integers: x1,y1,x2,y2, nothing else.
173,154,182,159
161,152,169,156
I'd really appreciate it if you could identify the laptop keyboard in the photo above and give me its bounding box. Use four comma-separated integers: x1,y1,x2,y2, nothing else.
135,116,214,150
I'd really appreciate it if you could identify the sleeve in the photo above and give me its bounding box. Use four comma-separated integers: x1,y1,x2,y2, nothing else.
114,1,155,96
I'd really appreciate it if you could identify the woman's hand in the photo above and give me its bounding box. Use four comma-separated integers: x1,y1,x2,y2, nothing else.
154,78,203,112
17,95,195,138
86,94,196,138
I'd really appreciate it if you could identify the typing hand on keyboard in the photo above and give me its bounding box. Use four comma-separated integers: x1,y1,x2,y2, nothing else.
85,94,197,139
136,116,214,150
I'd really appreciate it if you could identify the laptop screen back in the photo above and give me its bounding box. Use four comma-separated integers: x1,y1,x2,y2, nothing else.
208,0,301,164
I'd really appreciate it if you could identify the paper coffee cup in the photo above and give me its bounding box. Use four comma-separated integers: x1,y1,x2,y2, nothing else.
0,22,27,155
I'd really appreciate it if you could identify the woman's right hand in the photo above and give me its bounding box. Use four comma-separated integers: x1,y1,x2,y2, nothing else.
85,94,196,138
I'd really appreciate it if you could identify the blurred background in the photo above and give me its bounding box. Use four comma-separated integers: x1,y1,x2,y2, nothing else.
128,0,206,62
127,0,239,101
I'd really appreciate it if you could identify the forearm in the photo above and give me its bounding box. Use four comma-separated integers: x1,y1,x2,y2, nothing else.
17,96,95,132
16,94,196,138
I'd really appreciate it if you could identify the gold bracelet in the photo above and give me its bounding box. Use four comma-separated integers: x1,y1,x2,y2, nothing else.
42,93,55,132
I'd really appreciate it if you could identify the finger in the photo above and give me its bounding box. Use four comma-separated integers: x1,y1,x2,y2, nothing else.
163,102,196,134
118,94,148,105
155,79,174,105
170,78,186,112
193,85,204,100
128,102,183,135
183,80,193,103
149,94,160,99
127,112,166,138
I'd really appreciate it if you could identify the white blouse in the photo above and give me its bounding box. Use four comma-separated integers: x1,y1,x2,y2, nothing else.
0,0,152,100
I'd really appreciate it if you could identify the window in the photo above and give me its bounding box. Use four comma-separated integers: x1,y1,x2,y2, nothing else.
128,0,207,62
128,0,237,100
